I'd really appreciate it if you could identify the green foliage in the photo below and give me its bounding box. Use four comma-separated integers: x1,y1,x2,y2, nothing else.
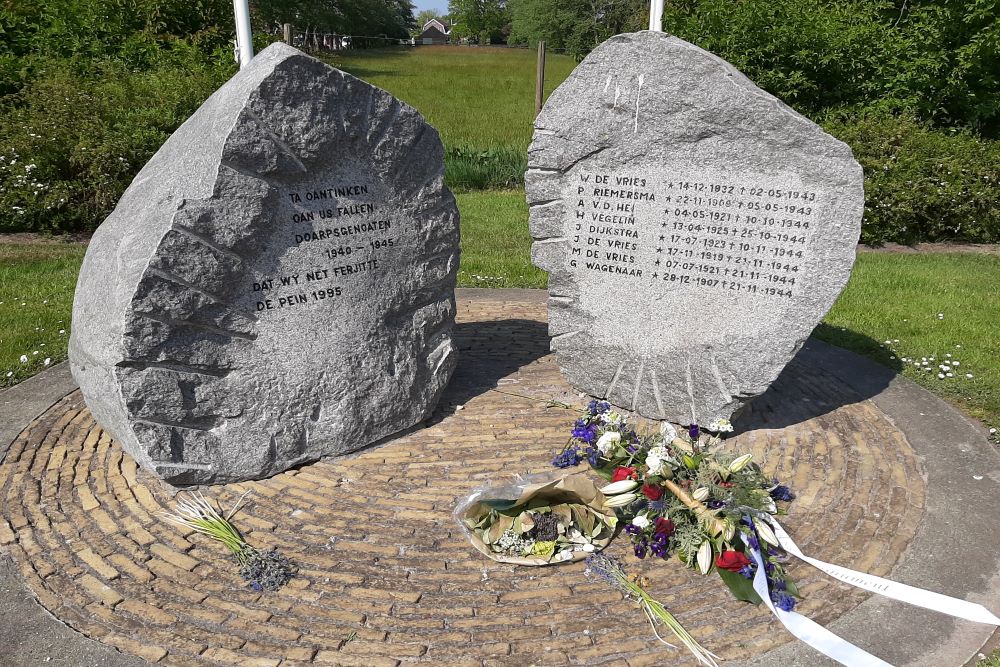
445,144,526,190
823,112,1000,244
0,54,232,233
447,0,510,44
663,0,1000,134
253,0,415,39
507,0,646,58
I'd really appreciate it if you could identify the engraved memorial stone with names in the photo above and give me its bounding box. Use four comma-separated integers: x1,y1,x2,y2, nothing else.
70,43,459,484
527,31,863,424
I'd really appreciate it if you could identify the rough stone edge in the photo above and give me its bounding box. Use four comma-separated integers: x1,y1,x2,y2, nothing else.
2,302,999,665
0,361,147,666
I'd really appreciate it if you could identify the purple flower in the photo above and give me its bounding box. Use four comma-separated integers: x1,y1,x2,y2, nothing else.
552,448,582,468
585,446,600,466
771,590,796,612
707,500,726,509
738,565,755,579
746,533,760,551
688,423,700,439
587,400,611,416
634,542,648,559
770,485,795,502
571,420,598,444
624,524,641,535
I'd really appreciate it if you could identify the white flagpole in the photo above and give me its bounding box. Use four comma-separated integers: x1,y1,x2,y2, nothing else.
648,0,664,31
233,0,254,69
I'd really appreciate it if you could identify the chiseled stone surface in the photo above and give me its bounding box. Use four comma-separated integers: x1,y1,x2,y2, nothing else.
70,43,459,484
527,31,863,425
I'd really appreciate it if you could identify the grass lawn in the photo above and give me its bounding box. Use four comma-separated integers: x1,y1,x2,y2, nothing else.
319,46,576,150
0,243,85,388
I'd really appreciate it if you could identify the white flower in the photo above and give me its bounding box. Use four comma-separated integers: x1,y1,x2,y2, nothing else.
696,541,713,575
631,514,650,529
556,550,573,562
946,372,954,377
58,329,65,334
658,421,677,441
43,358,50,366
953,361,960,366
708,418,733,433
966,373,973,378
691,487,710,501
581,543,595,552
600,479,638,495
938,373,945,379
5,371,12,378
595,431,621,454
19,355,27,363
645,445,670,475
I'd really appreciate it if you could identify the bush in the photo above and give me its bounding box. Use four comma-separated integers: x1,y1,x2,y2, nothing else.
824,112,1000,244
0,52,232,233
444,144,527,191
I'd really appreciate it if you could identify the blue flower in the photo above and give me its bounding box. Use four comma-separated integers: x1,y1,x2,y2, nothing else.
771,591,796,612
770,485,795,502
587,400,611,416
647,499,669,513
746,533,760,551
552,448,582,468
738,565,755,579
688,424,700,439
571,420,598,444
585,446,600,466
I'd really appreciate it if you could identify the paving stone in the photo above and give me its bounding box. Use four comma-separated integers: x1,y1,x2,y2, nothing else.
0,298,933,665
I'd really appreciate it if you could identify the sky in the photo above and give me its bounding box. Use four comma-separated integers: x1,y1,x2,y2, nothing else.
413,0,450,18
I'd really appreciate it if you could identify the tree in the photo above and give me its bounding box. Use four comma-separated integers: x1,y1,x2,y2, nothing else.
447,0,510,43
507,0,644,57
416,9,443,28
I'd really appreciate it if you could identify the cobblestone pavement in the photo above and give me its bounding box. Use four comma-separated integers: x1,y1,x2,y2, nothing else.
0,297,928,666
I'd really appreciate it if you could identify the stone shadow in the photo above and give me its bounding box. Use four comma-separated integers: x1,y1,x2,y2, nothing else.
435,318,551,410
733,326,904,433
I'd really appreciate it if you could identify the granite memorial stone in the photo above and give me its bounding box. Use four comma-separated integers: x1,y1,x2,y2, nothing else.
70,43,460,484
527,31,863,425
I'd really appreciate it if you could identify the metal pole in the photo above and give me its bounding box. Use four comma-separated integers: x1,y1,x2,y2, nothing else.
233,0,254,69
535,41,546,118
648,0,664,31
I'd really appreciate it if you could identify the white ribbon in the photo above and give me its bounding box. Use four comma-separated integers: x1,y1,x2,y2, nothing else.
768,518,1000,627
745,517,1000,667
747,539,894,667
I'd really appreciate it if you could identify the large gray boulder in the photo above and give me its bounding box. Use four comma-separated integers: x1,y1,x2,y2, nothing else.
70,43,459,484
527,31,863,426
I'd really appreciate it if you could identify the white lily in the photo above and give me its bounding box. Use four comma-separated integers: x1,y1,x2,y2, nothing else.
696,540,713,575
600,479,638,495
658,421,678,441
729,453,753,472
604,492,638,508
755,518,780,547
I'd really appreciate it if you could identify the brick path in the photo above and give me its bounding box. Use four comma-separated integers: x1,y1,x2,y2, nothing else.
0,296,927,666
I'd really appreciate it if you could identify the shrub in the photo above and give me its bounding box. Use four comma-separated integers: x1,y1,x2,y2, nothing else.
0,51,232,233
444,144,527,191
824,112,1000,244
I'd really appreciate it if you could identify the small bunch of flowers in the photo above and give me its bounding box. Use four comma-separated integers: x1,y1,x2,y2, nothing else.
554,403,798,608
163,492,295,592
463,495,616,563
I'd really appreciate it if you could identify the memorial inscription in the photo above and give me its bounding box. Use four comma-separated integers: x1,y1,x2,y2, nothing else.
70,43,460,485
527,32,863,425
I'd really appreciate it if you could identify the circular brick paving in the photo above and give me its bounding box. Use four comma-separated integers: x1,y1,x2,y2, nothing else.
0,296,927,666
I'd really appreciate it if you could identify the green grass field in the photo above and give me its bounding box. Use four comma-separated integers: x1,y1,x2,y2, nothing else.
0,243,85,387
321,46,576,150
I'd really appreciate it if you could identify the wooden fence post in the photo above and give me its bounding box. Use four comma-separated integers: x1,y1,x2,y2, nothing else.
283,23,292,44
535,40,546,118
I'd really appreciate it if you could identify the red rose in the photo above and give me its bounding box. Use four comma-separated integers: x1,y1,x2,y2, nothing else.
715,550,751,572
654,517,675,537
641,483,664,501
611,466,638,482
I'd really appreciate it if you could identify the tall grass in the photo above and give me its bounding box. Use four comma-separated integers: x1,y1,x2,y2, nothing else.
319,46,575,189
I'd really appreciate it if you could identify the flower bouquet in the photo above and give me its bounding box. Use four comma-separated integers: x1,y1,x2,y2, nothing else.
554,401,799,609
457,471,618,565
